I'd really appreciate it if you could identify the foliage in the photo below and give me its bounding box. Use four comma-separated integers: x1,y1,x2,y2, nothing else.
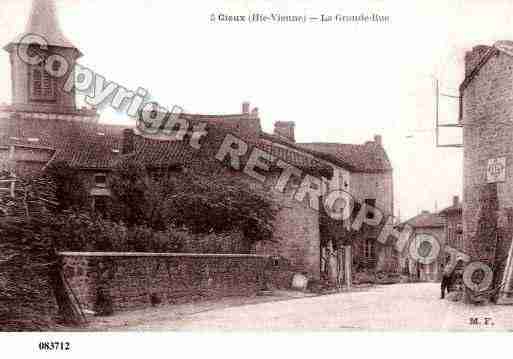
44,161,87,211
319,204,363,249
0,215,61,331
109,159,279,244
107,159,150,226
161,174,278,243
47,211,184,253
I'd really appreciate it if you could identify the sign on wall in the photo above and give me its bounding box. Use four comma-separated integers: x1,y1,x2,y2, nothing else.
487,157,507,183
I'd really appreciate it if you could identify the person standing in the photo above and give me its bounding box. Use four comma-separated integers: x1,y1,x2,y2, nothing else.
440,265,454,299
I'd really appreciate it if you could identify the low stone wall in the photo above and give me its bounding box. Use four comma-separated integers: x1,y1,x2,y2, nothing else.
60,252,291,313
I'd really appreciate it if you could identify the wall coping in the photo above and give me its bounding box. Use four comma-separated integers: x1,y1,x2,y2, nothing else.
58,251,271,259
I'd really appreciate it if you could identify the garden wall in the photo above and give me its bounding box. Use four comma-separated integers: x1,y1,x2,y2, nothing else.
60,252,293,313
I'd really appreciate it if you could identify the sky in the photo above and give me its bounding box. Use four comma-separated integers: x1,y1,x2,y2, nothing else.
1,0,513,220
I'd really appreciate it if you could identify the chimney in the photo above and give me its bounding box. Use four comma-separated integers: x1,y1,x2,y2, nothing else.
274,121,295,142
464,45,491,77
453,195,460,207
374,135,382,146
242,101,250,114
122,128,135,154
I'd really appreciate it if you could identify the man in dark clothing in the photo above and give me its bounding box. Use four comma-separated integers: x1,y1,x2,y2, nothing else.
440,265,454,299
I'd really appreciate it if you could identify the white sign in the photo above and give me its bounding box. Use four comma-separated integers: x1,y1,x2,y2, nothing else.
487,157,507,183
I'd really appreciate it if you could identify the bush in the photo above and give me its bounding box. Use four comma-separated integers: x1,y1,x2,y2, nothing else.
44,161,87,211
110,159,279,244
0,219,61,331
50,211,186,253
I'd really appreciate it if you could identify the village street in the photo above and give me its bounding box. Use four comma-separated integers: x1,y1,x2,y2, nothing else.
92,283,513,331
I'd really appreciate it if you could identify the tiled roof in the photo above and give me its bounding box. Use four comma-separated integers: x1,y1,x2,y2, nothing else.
439,202,462,216
130,123,334,178
255,138,333,178
400,211,444,229
260,132,355,172
1,114,334,178
298,142,392,173
0,115,124,169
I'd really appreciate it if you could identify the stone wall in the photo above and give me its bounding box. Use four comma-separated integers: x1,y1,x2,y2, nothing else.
350,171,394,217
253,194,320,277
60,252,291,313
462,48,513,276
350,171,395,272
248,173,321,279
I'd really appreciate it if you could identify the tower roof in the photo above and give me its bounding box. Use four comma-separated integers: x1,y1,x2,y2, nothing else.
4,0,81,54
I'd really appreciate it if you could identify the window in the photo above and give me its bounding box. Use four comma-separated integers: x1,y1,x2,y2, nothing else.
30,64,55,102
32,68,42,98
456,223,463,247
52,61,61,73
94,174,107,187
363,239,374,259
447,224,453,244
365,198,376,219
93,196,108,215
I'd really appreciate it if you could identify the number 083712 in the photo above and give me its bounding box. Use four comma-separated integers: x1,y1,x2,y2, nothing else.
38,342,71,351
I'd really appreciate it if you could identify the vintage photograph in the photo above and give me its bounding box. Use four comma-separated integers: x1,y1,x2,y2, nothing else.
0,0,513,344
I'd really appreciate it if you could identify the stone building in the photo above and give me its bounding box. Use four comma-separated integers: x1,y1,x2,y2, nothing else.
439,195,463,254
460,41,513,289
299,139,396,273
398,210,445,282
0,0,395,280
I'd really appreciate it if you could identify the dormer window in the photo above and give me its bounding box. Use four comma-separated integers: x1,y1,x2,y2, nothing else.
94,173,107,188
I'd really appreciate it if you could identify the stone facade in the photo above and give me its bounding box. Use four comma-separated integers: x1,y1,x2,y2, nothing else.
350,171,395,272
439,196,463,254
253,184,321,277
410,226,445,282
298,139,395,274
398,211,445,282
461,45,513,285
61,253,291,313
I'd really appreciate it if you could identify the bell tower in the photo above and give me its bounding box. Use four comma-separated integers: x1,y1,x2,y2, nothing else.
3,0,83,115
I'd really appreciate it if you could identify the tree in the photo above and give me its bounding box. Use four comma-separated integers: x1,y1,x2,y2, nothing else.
109,158,151,227
44,161,87,211
109,158,279,245
161,173,278,244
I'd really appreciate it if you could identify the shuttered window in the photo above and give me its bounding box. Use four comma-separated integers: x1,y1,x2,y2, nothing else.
30,65,55,102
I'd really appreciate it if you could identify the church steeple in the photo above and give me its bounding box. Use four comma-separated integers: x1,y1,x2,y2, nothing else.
5,0,81,55
3,0,83,114
26,0,79,51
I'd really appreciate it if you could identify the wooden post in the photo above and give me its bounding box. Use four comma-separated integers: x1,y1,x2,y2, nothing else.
497,238,513,305
337,247,344,291
344,245,352,289
8,145,15,198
